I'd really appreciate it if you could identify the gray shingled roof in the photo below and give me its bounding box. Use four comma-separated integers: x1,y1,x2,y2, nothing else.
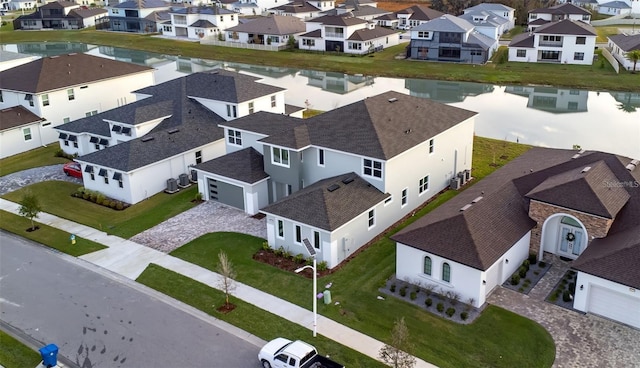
0,53,152,94
509,32,534,47
392,148,640,272
70,8,108,17
347,26,397,41
413,14,474,33
261,172,389,231
300,29,322,38
41,1,77,8
608,33,640,52
534,19,596,36
190,19,216,28
307,14,368,26
172,6,235,15
0,105,45,131
531,3,591,16
194,147,268,184
226,15,306,35
459,10,509,27
272,0,320,13
349,5,390,17
56,114,111,136
598,1,631,8
395,4,444,20
465,3,514,12
114,0,168,8
526,160,630,219
467,31,497,50
220,111,304,137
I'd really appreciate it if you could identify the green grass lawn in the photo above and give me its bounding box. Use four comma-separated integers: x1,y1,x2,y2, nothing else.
0,145,69,177
1,29,638,91
1,181,199,238
0,330,41,368
0,210,106,256
136,264,387,368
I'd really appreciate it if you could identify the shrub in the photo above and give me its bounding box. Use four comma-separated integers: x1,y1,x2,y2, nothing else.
410,291,417,300
549,295,558,302
425,298,432,307
554,288,563,297
562,290,572,302
534,271,540,275
538,261,547,268
523,259,530,269
83,193,90,200
261,241,271,251
399,286,407,297
518,287,525,292
460,311,468,321
568,282,576,295
561,279,568,285
194,192,203,201
90,193,98,202
116,202,124,210
275,246,285,256
76,187,85,194
294,253,305,264
436,303,444,313
518,266,528,278
510,274,520,285
528,253,538,264
317,261,328,271
283,249,292,259
445,307,455,317
390,284,396,293
109,201,116,208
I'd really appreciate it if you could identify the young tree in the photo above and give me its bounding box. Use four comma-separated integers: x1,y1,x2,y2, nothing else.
379,317,416,368
18,191,41,231
217,251,236,308
626,50,640,73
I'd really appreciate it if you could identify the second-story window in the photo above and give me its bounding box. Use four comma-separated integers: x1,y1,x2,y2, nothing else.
429,138,434,154
272,147,289,167
271,95,276,108
318,149,325,166
363,158,382,178
227,129,242,146
195,150,202,164
42,94,49,106
248,101,254,114
67,88,75,101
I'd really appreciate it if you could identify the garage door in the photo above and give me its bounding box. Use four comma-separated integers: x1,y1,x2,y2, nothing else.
588,286,640,329
208,178,245,211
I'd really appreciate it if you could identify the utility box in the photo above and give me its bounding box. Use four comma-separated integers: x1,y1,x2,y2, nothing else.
39,344,58,368
323,290,332,304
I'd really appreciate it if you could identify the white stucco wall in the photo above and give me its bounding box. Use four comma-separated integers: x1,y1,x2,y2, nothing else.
0,122,51,158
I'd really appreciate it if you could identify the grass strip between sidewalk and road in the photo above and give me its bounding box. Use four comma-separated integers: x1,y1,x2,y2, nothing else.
0,330,42,368
136,264,388,368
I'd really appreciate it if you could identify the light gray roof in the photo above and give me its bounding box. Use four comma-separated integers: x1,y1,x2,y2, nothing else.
465,3,514,13
459,10,509,27
226,15,306,35
467,31,497,50
530,3,591,16
172,6,236,15
261,172,389,231
114,0,168,8
598,1,631,8
413,14,474,33
608,33,640,52
56,114,111,136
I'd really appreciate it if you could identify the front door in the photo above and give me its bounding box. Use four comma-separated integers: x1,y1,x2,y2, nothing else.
558,225,584,259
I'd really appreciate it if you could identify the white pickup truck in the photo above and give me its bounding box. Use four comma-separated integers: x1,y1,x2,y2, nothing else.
258,338,345,368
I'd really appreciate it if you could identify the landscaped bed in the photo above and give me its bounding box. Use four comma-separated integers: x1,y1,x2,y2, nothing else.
503,254,552,295
546,270,583,312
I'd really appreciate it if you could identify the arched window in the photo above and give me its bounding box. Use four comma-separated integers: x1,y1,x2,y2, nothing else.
423,256,432,275
442,263,451,282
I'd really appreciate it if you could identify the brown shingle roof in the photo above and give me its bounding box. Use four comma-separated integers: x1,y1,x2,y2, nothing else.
509,32,535,47
531,3,591,16
0,106,45,131
395,5,444,21
347,26,396,41
534,19,596,36
307,14,368,26
608,33,640,52
0,53,152,94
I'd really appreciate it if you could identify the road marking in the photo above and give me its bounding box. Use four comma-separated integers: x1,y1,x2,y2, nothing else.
0,298,21,307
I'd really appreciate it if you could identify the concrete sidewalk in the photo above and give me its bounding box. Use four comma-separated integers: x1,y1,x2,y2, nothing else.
0,198,437,368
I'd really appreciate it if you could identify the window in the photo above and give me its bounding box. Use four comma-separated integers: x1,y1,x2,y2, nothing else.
42,94,49,106
419,175,429,194
348,42,361,50
67,89,75,101
423,256,432,275
576,36,586,45
272,147,289,166
417,31,430,38
248,102,254,114
278,219,284,238
271,95,276,108
574,52,584,61
226,104,237,118
295,225,301,243
63,117,70,124
195,150,202,164
568,101,578,111
442,263,451,282
363,159,382,178
23,127,32,141
0,90,3,102
25,94,34,107
313,231,320,249
368,209,375,228
85,110,97,117
401,188,408,206
318,149,325,166
582,15,589,21
220,16,223,21
429,139,434,154
227,129,242,146
302,39,315,47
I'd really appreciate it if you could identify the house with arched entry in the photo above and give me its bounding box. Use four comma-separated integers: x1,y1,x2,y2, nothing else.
394,147,640,329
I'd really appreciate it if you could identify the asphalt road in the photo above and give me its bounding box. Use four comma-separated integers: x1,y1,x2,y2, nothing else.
0,231,261,368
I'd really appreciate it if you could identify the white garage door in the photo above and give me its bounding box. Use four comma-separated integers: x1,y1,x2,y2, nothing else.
588,286,640,329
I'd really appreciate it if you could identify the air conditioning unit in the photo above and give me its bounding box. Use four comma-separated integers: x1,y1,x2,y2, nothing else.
450,176,461,190
464,169,471,182
178,173,190,187
166,178,178,193
190,169,198,183
458,171,467,185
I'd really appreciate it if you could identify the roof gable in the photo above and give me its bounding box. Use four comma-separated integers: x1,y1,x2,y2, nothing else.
413,14,474,33
0,106,45,131
194,147,268,184
608,33,640,52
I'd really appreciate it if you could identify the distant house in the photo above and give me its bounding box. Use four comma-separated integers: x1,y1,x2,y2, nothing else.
0,53,154,151
9,0,35,11
226,15,306,46
463,3,515,32
508,19,597,65
299,14,398,54
389,4,444,30
407,14,498,64
96,0,171,33
608,33,640,71
597,0,632,15
193,91,477,269
60,70,288,205
504,86,589,114
270,0,333,20
331,0,389,21
0,106,46,159
160,6,238,39
14,1,106,30
393,147,640,331
527,3,592,31
458,10,510,40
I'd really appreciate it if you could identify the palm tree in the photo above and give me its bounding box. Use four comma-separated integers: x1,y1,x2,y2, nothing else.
626,49,640,73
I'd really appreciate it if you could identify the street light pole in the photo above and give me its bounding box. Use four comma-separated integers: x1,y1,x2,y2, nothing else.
295,256,317,338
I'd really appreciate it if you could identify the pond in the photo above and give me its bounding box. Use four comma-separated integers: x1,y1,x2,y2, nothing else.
4,42,639,159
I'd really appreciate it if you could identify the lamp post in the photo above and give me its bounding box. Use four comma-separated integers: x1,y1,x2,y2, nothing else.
295,256,317,337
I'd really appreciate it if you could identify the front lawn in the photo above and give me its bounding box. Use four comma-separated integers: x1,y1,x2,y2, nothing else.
1,181,199,238
136,264,387,368
0,145,68,177
0,330,41,368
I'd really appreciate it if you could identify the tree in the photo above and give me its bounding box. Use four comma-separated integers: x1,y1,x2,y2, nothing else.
379,317,416,368
18,191,41,231
217,251,236,308
626,49,640,73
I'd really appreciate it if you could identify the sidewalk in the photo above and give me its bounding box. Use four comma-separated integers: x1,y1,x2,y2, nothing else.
0,198,437,368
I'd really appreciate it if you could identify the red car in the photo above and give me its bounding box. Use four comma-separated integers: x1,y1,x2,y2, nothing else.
63,162,83,179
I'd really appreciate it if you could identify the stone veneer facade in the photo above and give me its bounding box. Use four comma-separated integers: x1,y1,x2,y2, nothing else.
528,200,614,255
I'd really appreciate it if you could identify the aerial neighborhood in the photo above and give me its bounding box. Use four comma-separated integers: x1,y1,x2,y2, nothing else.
1,0,640,366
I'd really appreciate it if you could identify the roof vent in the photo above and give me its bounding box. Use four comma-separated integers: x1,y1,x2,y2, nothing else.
626,164,636,171
581,166,591,173
460,204,472,211
141,136,155,142
168,128,180,134
631,159,639,166
388,97,398,103
327,183,340,192
571,154,580,159
471,196,483,203
342,177,355,184
404,128,412,134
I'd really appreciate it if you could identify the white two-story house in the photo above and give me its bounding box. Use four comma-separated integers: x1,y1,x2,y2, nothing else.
97,0,171,33
270,0,335,20
0,53,153,156
161,5,238,39
225,15,307,47
192,91,477,268
463,3,515,32
508,19,597,65
527,3,592,31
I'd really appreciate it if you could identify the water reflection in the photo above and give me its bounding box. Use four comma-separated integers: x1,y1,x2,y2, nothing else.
3,42,639,158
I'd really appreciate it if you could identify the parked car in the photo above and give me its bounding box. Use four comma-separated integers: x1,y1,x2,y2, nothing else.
63,162,82,178
258,338,344,368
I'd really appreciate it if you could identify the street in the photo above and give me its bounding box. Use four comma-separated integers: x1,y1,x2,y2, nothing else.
0,231,261,368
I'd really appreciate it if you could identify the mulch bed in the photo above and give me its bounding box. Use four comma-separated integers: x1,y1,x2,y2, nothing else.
252,249,333,278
